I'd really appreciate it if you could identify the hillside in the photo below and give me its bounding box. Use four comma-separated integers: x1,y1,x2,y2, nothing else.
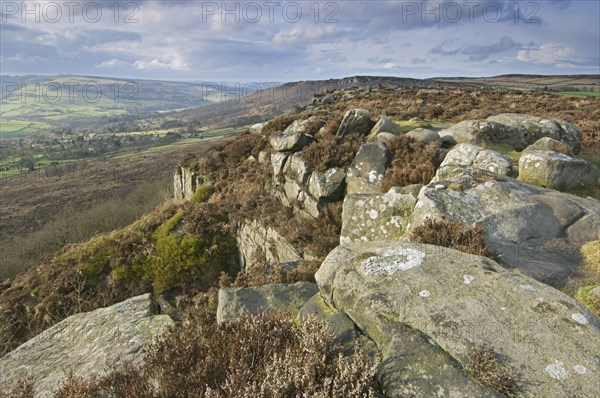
0,75,270,136
1,84,599,397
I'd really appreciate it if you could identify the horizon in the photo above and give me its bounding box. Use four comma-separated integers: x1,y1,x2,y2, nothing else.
1,1,599,81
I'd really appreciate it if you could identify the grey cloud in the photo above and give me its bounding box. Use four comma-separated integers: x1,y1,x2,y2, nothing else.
462,36,520,61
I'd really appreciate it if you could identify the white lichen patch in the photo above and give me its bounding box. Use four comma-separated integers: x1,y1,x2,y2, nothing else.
361,248,426,276
368,170,379,183
571,313,589,325
463,275,474,284
573,365,587,375
546,361,568,380
369,209,379,220
419,290,431,298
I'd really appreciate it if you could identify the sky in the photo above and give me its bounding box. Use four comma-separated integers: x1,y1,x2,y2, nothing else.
1,0,599,82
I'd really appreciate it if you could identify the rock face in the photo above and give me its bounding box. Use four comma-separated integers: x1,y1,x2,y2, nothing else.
340,185,421,245
269,132,314,152
174,166,199,200
336,109,372,138
0,294,173,397
217,282,318,325
307,167,346,201
487,113,582,154
237,219,301,271
346,142,392,195
316,241,600,398
433,144,513,182
518,150,599,191
438,114,582,153
412,174,600,287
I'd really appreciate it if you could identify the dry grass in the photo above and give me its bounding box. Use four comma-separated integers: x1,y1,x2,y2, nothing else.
466,346,519,397
48,294,380,398
381,135,445,191
410,217,493,258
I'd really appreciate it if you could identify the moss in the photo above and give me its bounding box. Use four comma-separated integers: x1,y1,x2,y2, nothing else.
393,120,432,133
574,285,600,317
191,184,215,204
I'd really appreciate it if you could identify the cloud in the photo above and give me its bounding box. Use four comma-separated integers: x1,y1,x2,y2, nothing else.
517,43,576,64
133,58,187,71
431,39,462,56
462,36,520,61
96,59,130,69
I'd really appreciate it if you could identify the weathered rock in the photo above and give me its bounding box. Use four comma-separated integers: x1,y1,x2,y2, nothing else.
316,241,600,398
487,113,582,154
271,151,289,180
336,109,372,138
411,175,600,287
307,167,346,201
341,185,421,245
405,127,440,144
283,180,303,205
249,122,267,134
433,144,513,182
518,150,599,191
301,192,323,219
369,117,402,138
416,88,442,96
283,152,314,184
346,142,392,195
174,166,199,200
0,294,173,397
269,132,314,152
257,150,269,164
217,282,319,325
437,120,523,150
237,219,301,271
298,294,379,359
375,132,396,142
524,137,572,155
321,95,335,104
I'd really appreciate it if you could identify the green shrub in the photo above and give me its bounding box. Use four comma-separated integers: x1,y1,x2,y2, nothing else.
191,184,215,203
574,285,600,317
147,211,237,294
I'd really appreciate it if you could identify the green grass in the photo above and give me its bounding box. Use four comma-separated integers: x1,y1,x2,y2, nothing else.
558,91,600,97
393,120,433,133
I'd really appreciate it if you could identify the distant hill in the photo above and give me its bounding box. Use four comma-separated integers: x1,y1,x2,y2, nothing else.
0,75,270,136
173,74,600,129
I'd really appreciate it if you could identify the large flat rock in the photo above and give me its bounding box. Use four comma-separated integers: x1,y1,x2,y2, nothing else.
0,294,173,397
316,241,600,398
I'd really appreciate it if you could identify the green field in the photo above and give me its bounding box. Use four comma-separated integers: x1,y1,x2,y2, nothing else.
558,91,600,97
0,75,222,136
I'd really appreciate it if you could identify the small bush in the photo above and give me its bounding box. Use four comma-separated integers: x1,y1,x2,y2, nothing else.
381,135,445,191
191,184,215,203
261,114,297,135
574,285,600,317
580,240,600,280
303,132,364,172
0,375,35,398
466,346,519,397
53,296,380,398
410,217,493,258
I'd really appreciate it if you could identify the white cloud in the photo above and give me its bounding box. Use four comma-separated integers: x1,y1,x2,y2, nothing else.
96,58,129,68
517,43,576,64
133,57,188,71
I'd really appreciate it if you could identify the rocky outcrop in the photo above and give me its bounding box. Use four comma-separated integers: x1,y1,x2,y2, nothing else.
433,144,513,182
217,282,318,325
174,166,200,200
346,141,392,195
518,150,599,191
315,241,600,398
336,109,372,138
438,114,582,153
269,117,317,152
340,185,421,245
487,113,582,154
237,219,301,271
0,294,173,397
411,173,600,287
524,137,572,155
